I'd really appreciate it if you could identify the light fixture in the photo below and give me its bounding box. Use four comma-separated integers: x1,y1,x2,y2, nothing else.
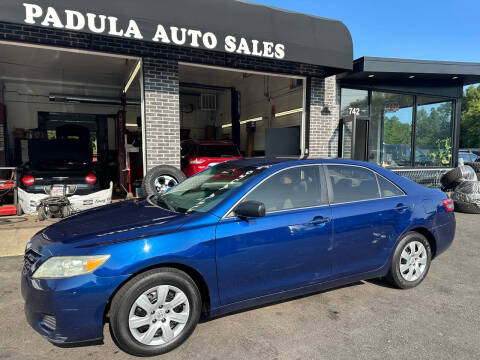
123,61,142,94
126,123,138,127
275,107,303,118
368,74,375,78
452,76,459,80
409,75,415,79
221,116,263,129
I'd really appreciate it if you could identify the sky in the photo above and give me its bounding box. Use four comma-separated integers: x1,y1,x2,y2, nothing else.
251,0,480,62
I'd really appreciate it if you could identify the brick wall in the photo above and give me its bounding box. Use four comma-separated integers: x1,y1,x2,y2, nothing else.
308,76,340,158
143,58,180,170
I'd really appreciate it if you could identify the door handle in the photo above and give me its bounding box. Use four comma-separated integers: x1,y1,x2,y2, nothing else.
310,216,330,226
395,204,410,212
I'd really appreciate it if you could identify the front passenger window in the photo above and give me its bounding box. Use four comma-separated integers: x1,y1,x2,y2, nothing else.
242,166,324,213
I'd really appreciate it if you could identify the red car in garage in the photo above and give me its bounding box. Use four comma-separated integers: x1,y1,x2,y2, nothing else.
181,140,242,177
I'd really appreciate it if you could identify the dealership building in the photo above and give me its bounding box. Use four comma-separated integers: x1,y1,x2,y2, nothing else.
1,0,480,191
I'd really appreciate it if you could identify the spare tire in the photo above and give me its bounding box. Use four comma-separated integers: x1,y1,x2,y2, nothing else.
440,167,463,189
141,165,186,196
465,162,480,172
454,200,480,214
441,166,477,189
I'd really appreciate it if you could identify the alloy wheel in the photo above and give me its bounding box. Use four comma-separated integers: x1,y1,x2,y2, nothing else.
153,175,178,193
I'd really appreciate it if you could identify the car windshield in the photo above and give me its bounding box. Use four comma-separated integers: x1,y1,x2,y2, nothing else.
154,162,268,214
197,145,240,158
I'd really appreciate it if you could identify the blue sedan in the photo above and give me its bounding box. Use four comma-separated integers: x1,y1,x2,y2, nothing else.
21,158,456,356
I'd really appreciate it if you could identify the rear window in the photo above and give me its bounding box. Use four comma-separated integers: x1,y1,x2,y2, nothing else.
198,145,240,158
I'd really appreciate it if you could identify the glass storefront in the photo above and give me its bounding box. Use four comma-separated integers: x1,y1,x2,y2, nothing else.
340,88,454,168
415,97,453,167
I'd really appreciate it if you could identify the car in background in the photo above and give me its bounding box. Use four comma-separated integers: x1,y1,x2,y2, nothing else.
458,149,480,163
22,158,455,356
181,140,241,177
17,138,110,215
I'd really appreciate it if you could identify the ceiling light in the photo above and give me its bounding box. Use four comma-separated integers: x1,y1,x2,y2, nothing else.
123,61,142,94
452,76,459,80
126,123,138,127
240,116,263,125
409,75,415,79
368,74,375,78
222,116,263,128
275,108,303,118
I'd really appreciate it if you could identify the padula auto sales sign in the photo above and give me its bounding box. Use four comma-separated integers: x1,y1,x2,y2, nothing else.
0,0,353,70
22,2,286,59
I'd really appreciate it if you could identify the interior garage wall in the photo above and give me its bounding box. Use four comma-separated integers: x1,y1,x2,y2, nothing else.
308,75,339,158
1,80,140,154
143,57,180,170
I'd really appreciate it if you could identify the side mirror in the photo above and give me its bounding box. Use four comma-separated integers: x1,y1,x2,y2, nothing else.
234,200,266,218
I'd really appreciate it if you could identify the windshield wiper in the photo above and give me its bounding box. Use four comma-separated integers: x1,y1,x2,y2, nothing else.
149,195,177,213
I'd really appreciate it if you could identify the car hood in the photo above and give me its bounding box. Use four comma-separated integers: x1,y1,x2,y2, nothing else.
40,198,189,250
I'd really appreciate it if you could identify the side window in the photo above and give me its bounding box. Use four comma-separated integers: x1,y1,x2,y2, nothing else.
376,175,404,198
327,165,380,204
242,166,325,213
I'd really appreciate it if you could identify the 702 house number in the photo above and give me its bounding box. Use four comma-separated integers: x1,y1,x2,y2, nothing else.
348,108,361,115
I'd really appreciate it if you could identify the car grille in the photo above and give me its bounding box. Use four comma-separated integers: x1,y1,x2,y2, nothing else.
23,249,42,275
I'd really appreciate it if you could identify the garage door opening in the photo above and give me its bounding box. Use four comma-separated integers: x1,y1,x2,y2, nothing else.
0,41,143,216
178,63,305,171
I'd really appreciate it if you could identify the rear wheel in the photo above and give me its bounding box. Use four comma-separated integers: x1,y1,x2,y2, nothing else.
109,268,202,356
387,232,432,289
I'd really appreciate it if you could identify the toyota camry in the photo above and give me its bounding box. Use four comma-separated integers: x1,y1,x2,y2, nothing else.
21,158,455,356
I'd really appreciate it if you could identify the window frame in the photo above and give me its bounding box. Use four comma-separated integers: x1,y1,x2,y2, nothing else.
323,164,407,206
339,87,457,169
222,164,328,219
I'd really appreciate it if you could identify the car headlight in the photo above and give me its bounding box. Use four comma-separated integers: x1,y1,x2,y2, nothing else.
32,255,110,279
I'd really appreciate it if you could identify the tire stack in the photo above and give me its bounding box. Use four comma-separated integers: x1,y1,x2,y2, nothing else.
441,165,480,214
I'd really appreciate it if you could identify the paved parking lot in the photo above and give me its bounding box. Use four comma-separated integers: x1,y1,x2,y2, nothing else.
0,213,478,360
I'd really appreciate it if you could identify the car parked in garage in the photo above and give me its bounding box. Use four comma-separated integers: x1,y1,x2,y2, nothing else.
21,158,455,356
181,140,242,177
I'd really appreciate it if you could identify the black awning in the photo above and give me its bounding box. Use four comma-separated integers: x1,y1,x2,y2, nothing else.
339,57,480,85
1,0,353,71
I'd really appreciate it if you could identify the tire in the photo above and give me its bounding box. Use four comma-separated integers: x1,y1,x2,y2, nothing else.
109,268,202,357
465,162,480,173
386,232,432,289
454,200,480,214
141,165,186,197
440,167,463,189
37,207,46,221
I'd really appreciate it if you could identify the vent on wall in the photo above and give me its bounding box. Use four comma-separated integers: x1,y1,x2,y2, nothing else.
200,93,216,111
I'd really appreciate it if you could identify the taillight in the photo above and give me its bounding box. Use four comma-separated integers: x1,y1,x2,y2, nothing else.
442,198,454,212
21,175,35,186
190,157,206,165
85,173,97,184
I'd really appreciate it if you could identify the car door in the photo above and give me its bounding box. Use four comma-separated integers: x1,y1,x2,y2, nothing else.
215,165,333,305
325,164,412,277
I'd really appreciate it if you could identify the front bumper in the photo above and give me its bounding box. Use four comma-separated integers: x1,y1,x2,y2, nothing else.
21,269,129,344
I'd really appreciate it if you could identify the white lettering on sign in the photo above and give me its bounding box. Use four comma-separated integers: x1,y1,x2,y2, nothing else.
22,3,286,60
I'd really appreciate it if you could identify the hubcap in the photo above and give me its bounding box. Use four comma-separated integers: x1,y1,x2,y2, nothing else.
128,285,190,346
399,241,428,282
154,175,178,193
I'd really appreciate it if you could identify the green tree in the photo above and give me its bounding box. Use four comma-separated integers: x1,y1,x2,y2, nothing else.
384,116,411,145
461,85,480,148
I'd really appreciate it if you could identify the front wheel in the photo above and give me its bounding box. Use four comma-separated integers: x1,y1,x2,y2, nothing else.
387,232,432,289
109,268,202,356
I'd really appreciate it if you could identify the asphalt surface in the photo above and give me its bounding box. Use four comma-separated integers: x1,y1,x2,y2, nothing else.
0,213,479,360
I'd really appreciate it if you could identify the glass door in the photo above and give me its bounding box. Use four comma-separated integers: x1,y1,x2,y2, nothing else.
340,114,369,161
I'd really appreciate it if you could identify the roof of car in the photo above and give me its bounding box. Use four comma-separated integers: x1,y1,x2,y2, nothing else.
228,157,372,167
